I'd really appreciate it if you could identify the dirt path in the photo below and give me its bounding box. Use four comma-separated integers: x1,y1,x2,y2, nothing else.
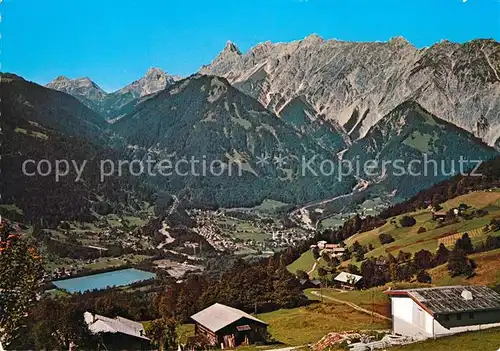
266,347,304,351
310,291,391,321
307,257,321,275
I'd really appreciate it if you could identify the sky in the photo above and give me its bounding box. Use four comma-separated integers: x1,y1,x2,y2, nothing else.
3,0,499,92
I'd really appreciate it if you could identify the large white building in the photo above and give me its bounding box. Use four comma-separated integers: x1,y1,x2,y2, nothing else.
386,286,500,339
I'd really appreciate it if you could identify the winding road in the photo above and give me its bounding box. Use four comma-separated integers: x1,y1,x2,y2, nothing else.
288,177,370,229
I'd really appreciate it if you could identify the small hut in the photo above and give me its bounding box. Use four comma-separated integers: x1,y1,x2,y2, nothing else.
334,272,363,290
190,303,268,348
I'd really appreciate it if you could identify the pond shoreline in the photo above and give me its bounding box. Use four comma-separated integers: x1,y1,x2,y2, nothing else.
51,268,156,294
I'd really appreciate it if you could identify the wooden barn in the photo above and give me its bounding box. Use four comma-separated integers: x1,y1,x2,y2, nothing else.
190,303,268,348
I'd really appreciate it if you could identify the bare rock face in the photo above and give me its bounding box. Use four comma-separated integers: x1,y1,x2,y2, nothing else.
101,67,175,119
114,67,175,98
200,35,500,146
46,76,108,114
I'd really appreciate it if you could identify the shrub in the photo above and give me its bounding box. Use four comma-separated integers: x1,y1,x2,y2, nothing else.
399,216,416,227
447,249,475,277
416,270,432,283
455,233,474,254
379,233,395,245
317,267,328,277
296,270,309,281
417,227,426,234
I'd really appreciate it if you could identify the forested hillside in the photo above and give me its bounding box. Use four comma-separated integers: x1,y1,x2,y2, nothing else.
0,75,154,226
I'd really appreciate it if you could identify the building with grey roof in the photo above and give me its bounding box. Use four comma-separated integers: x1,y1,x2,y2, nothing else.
334,272,363,290
386,286,500,339
190,303,268,348
84,311,150,349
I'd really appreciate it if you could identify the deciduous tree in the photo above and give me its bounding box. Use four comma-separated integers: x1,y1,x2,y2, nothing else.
0,222,44,346
146,318,177,351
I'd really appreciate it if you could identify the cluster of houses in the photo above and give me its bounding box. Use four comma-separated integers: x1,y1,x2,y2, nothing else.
431,203,469,221
192,210,313,254
299,271,363,290
83,284,500,350
49,265,82,279
310,240,346,257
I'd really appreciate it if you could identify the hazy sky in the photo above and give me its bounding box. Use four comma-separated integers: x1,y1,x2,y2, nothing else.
4,0,499,91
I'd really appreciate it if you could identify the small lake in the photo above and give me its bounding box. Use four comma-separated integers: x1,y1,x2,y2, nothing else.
52,268,156,293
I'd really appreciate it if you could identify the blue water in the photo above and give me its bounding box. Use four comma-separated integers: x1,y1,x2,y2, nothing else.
52,268,156,293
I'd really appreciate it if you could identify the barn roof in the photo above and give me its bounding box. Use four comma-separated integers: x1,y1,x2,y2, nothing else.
191,303,267,332
334,272,362,284
84,311,149,340
386,286,500,315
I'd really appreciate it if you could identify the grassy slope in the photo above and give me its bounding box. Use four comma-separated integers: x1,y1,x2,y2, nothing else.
442,191,500,210
430,248,500,286
304,282,429,318
340,191,500,267
389,327,500,351
305,287,391,318
287,250,316,274
286,250,328,278
172,302,389,348
257,303,389,346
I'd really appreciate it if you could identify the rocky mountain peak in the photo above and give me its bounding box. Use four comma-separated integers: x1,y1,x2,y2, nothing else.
388,36,414,48
249,41,274,56
45,68,178,120
302,33,324,45
223,40,242,55
76,77,99,87
145,67,166,79
115,67,174,98
53,75,70,82
46,76,107,102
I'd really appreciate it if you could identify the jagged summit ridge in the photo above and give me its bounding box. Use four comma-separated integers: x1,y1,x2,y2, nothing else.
46,76,107,100
200,35,500,146
116,67,175,98
46,67,176,119
224,41,242,55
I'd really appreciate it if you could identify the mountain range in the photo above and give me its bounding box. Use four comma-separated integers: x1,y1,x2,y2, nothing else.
113,74,354,207
3,36,500,221
47,67,178,120
200,36,500,147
